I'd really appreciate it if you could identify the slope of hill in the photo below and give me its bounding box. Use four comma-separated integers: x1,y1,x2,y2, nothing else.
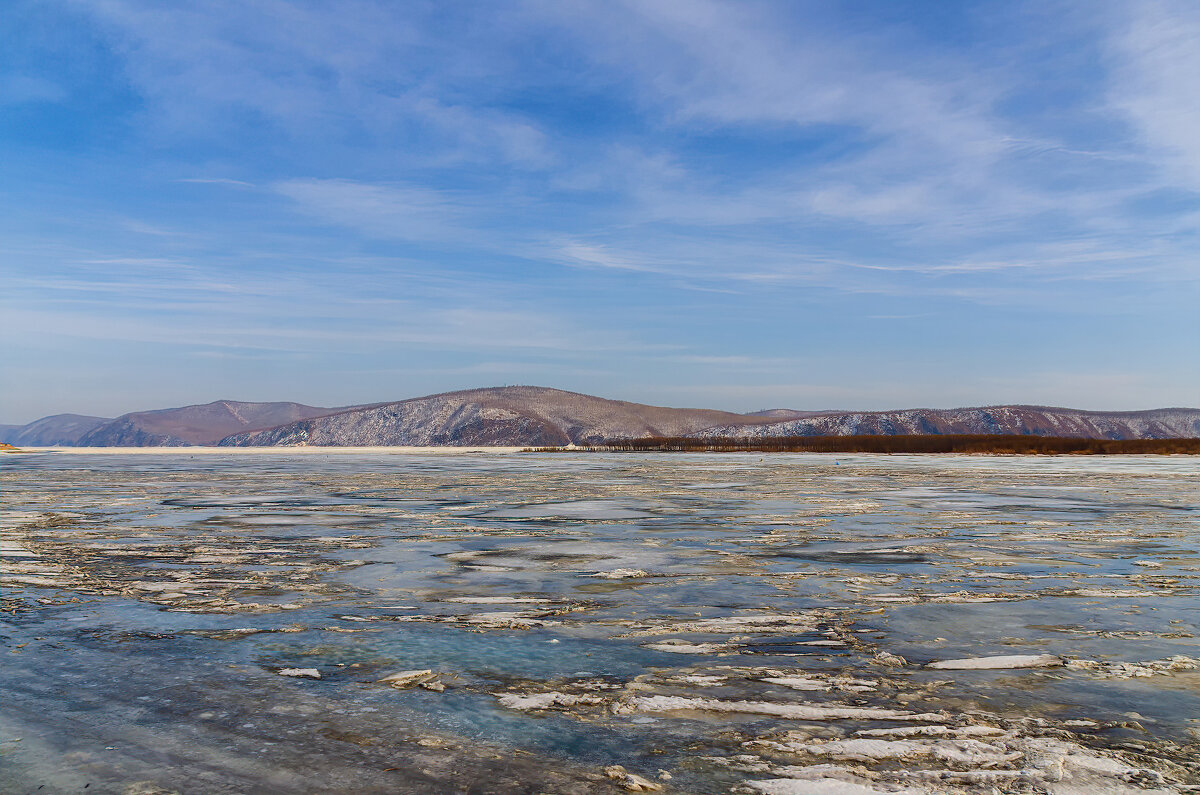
77,401,347,446
0,414,113,445
9,389,1198,448
692,405,1200,440
744,410,820,422
220,388,1200,446
219,386,753,447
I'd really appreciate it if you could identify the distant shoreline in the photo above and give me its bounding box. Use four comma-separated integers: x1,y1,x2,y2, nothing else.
6,389,1197,450
7,435,1200,455
9,446,531,455
537,435,1200,455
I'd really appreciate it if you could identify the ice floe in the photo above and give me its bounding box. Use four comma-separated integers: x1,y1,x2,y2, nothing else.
612,696,941,721
603,765,663,792
926,654,1063,670
644,641,730,654
496,691,604,710
378,669,438,689
590,568,652,579
276,667,321,679
622,612,826,637
1066,654,1199,679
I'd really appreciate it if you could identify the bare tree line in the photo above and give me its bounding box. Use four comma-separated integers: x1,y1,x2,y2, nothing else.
527,435,1200,455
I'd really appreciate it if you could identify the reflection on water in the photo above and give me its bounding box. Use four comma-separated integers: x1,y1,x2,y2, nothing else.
2,451,1198,794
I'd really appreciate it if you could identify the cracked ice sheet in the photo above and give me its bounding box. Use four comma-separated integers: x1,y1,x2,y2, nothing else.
1,450,1198,793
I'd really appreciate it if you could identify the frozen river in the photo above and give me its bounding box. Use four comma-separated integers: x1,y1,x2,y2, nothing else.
2,451,1198,794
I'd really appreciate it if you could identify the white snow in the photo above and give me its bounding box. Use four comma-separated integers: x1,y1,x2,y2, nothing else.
277,667,321,678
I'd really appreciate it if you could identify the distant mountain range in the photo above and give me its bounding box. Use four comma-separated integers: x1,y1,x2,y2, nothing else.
694,405,1200,441
2,386,1197,447
1,401,353,446
0,414,112,446
220,386,750,447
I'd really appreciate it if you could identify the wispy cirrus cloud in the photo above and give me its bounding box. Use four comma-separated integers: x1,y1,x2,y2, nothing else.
273,179,468,241
73,0,557,168
2,0,1198,418
1107,0,1200,187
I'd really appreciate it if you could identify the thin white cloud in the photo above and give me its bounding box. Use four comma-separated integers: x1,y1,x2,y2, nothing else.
1108,0,1200,187
4,1,1198,417
77,1,556,168
555,241,668,274
273,179,465,241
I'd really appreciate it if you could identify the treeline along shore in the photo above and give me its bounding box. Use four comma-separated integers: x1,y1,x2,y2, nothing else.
531,435,1200,455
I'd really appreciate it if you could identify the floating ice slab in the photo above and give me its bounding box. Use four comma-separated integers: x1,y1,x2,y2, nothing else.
379,670,436,688
926,654,1063,670
644,641,728,654
615,696,941,721
1066,655,1199,679
603,765,663,792
444,596,553,604
276,667,321,679
0,541,39,558
760,676,828,691
590,568,651,579
496,692,603,710
625,613,822,637
749,776,925,795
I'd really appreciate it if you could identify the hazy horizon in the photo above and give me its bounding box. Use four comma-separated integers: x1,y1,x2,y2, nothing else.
3,1,1198,422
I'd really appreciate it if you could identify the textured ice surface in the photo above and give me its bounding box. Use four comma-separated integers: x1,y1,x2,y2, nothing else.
1,450,1198,793
926,653,1063,669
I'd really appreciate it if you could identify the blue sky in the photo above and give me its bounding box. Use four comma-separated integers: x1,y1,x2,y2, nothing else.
2,0,1198,422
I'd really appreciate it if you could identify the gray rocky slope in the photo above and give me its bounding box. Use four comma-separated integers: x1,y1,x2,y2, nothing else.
219,387,1200,447
77,400,349,446
693,405,1200,440
0,414,112,446
219,386,749,447
8,388,1197,447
